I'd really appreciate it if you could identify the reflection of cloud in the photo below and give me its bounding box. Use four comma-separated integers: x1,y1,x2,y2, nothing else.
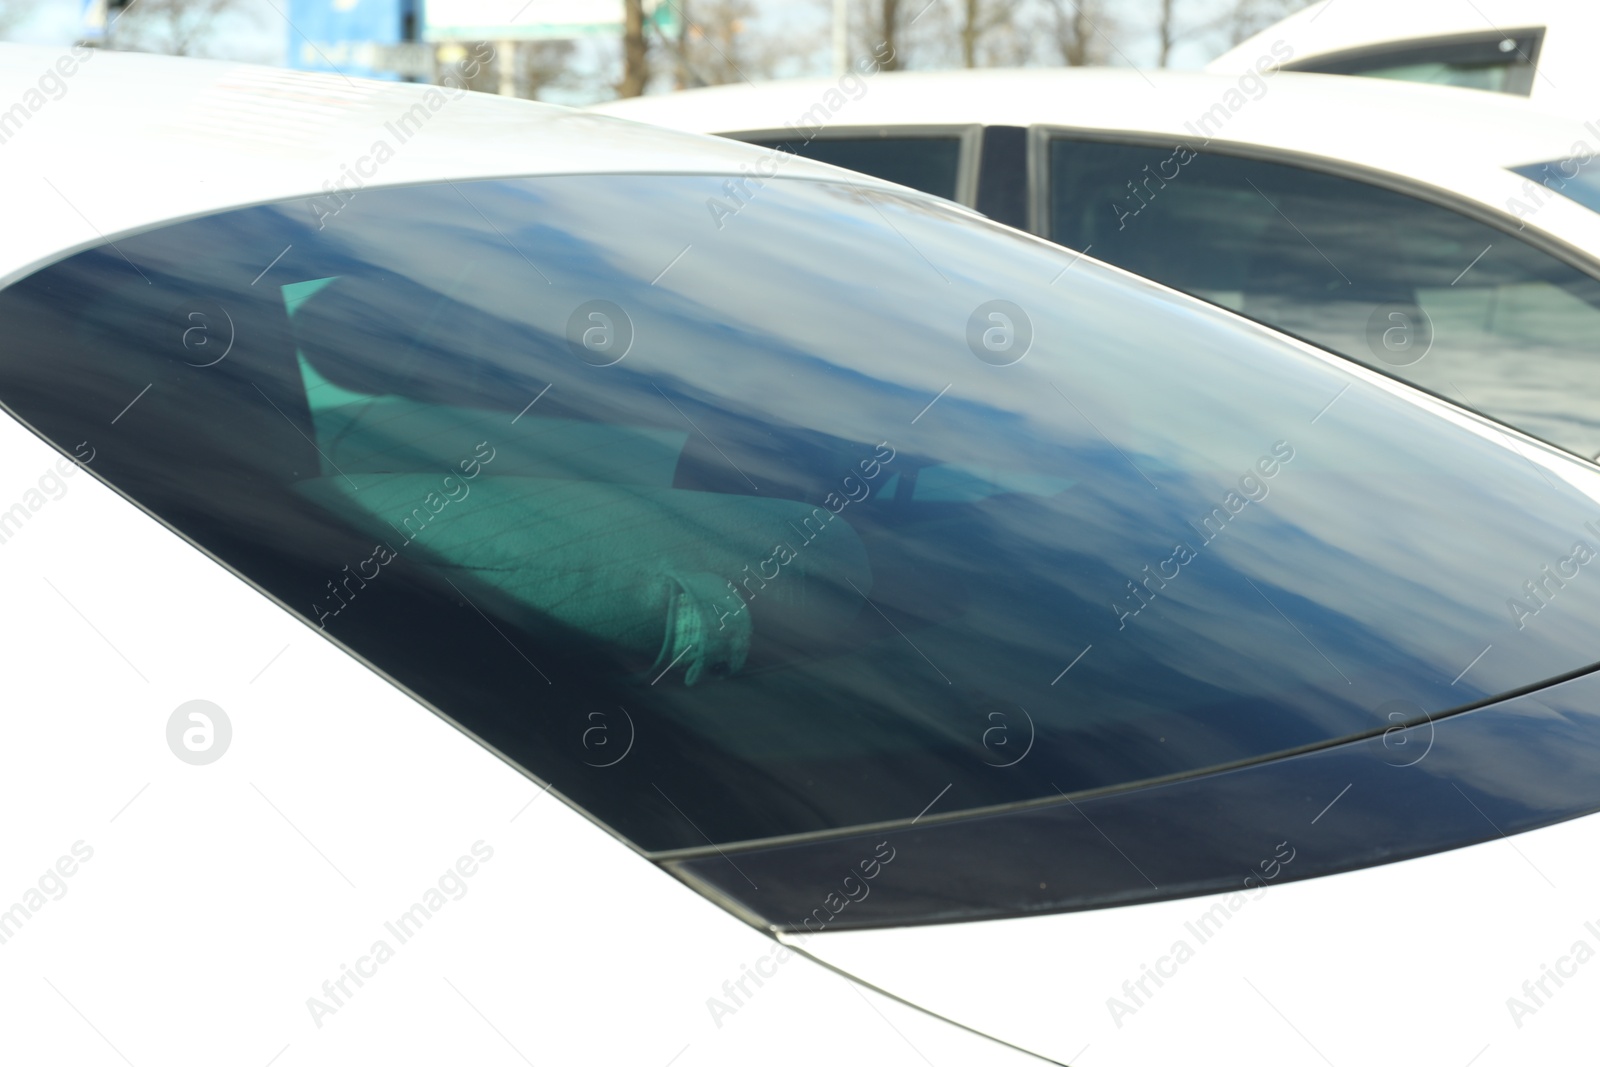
102,171,1600,822
326,175,1600,704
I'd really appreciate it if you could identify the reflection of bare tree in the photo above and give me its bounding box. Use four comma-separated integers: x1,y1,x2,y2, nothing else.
113,0,260,56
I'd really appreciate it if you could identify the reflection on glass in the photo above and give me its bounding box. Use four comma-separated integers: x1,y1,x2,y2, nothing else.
1050,138,1600,460
6,173,1600,850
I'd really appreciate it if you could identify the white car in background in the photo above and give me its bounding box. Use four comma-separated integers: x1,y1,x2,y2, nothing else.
15,44,1600,1067
1210,0,1600,113
594,68,1600,461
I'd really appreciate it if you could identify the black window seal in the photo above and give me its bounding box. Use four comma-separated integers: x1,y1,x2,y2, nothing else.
667,659,1600,931
646,647,1600,863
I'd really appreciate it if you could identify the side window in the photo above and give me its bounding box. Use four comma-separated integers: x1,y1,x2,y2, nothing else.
1048,137,1600,459
1286,30,1543,96
743,134,964,200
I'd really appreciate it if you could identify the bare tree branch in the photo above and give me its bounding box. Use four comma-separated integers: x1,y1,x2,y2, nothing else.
1039,0,1118,67
113,0,260,57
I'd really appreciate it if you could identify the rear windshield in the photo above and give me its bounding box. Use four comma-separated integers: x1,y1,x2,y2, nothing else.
6,173,1600,851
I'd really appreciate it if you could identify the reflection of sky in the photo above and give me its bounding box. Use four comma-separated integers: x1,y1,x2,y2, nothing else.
309,176,1600,718
1052,141,1600,463
78,172,1600,832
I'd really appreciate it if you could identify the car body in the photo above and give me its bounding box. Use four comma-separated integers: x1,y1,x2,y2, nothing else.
592,67,1600,462
1209,0,1600,113
9,44,1600,1067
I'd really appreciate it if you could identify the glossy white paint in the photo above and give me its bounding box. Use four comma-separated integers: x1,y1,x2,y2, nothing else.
7,44,1600,1067
1210,0,1600,115
796,807,1600,1066
0,47,1048,1067
0,43,861,287
589,65,1600,263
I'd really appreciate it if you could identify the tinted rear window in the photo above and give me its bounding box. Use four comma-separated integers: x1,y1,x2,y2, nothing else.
7,173,1600,852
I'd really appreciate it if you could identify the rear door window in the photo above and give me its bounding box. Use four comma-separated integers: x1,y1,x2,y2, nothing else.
1048,136,1600,460
742,133,965,200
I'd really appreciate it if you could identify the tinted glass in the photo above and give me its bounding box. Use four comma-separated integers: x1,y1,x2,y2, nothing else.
9,174,1600,854
1513,159,1600,217
744,135,962,199
1290,32,1540,96
1050,137,1600,460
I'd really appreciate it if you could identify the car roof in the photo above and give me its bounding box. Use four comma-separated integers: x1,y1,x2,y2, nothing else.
589,66,1593,174
0,45,866,284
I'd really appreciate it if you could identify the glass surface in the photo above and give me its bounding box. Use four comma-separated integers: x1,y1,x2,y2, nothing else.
1050,138,1600,460
1358,60,1515,92
8,174,1600,852
1513,159,1600,218
745,136,962,199
1290,33,1538,96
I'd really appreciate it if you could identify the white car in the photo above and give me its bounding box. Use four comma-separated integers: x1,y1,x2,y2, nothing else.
10,43,1600,1067
1210,0,1600,112
593,67,1600,461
